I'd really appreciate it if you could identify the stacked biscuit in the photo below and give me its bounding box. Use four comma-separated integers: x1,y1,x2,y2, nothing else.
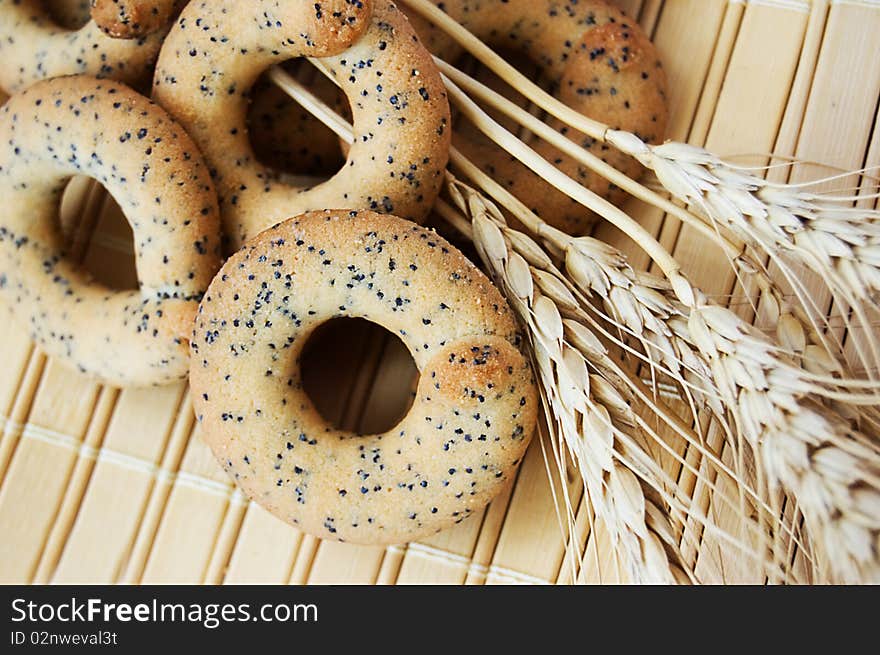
0,0,666,545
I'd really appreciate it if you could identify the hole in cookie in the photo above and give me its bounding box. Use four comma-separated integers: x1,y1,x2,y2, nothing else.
43,0,93,30
248,60,349,182
300,317,418,436
454,50,550,146
60,178,138,290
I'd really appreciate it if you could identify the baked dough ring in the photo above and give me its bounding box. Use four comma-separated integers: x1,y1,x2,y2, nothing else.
0,75,222,386
191,210,537,545
153,0,451,250
0,0,167,93
90,0,180,39
407,0,668,234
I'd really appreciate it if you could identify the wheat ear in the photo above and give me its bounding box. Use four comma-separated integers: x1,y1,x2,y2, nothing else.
436,59,861,386
607,132,880,379
438,101,880,582
449,159,880,582
441,167,805,576
446,185,695,583
447,131,880,582
441,180,827,582
402,0,880,382
681,282,880,583
270,64,880,582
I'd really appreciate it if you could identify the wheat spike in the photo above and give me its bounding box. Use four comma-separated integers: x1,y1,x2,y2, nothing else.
679,281,880,583
448,172,880,582
608,131,880,378
269,62,878,583
461,192,689,583
444,181,810,582
402,0,878,381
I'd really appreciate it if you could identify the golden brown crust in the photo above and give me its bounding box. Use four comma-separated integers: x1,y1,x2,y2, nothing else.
191,210,537,545
89,0,178,39
0,75,222,386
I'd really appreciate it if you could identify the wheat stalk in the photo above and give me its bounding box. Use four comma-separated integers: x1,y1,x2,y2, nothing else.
607,132,880,377
401,0,880,384
450,138,880,582
433,55,880,468
436,58,860,385
446,186,692,583
270,64,880,582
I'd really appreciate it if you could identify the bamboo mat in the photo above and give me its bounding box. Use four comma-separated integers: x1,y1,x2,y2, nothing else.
1,0,878,585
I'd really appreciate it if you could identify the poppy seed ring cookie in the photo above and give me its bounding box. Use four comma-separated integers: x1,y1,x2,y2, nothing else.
0,0,167,94
0,75,222,386
191,210,537,545
406,0,668,235
153,0,451,250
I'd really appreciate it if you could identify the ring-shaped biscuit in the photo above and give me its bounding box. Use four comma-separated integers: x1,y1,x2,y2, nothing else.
153,0,451,250
0,0,167,93
406,0,668,234
0,75,222,386
191,210,537,545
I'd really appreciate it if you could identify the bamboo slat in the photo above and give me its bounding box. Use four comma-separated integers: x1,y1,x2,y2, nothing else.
481,431,579,583
1,0,878,585
791,2,880,377
48,385,184,583
0,362,101,582
679,0,809,584
33,388,118,584
595,0,738,580
224,503,304,584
